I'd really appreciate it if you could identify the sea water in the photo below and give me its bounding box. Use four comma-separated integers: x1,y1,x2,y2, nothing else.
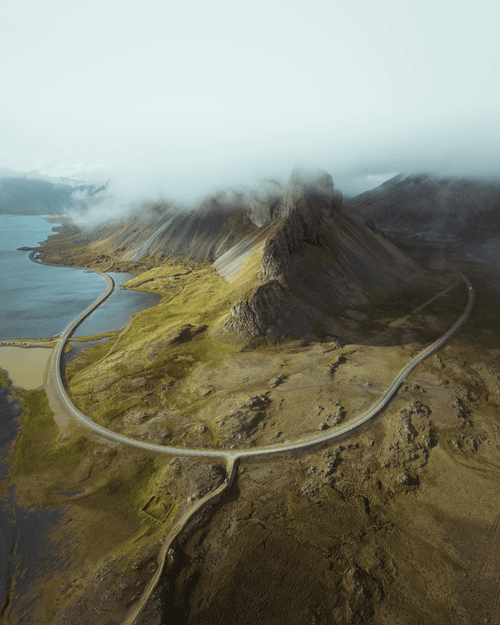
0,215,161,338
0,214,162,617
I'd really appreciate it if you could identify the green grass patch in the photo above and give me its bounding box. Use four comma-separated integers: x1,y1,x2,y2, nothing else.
70,331,118,342
26,436,92,473
143,495,176,521
146,353,194,379
98,457,157,510
162,359,193,379
0,370,11,388
66,336,118,383
100,397,140,422
65,260,260,421
15,388,57,434
10,389,93,475
114,267,239,352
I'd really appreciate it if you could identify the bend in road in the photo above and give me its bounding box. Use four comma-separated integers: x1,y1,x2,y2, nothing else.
33,255,475,461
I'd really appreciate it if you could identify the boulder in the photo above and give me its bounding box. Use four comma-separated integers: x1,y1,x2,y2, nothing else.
214,410,266,441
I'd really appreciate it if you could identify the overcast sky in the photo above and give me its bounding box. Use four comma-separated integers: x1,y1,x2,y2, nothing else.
2,0,499,201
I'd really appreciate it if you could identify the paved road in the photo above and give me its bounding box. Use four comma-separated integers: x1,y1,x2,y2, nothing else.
33,255,474,460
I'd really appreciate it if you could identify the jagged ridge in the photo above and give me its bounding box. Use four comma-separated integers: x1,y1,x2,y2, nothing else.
66,169,422,341
222,170,421,340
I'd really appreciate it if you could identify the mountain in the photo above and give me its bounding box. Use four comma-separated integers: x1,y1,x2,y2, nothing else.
0,170,108,215
346,173,500,267
54,169,421,341
27,168,500,625
0,167,87,187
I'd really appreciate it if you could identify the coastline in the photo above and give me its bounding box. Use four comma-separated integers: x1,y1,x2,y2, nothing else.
1,213,500,623
0,217,172,623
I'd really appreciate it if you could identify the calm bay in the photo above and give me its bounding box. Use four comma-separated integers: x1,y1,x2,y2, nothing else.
0,214,162,617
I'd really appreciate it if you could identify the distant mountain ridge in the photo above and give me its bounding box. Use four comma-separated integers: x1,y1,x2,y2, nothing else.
0,169,108,215
0,167,87,187
346,172,500,268
348,172,500,240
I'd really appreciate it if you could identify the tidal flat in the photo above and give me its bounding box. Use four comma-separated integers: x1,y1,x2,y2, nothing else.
0,345,52,389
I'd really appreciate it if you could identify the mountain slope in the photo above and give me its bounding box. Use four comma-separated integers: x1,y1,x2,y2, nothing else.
220,170,420,340
62,169,422,341
346,173,500,269
348,173,500,239
0,174,107,215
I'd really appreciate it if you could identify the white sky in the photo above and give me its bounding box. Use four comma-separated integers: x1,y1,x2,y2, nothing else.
2,0,499,200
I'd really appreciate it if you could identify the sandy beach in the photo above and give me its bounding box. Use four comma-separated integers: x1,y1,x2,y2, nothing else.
0,345,53,390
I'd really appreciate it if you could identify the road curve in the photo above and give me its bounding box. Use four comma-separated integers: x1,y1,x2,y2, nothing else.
33,254,474,460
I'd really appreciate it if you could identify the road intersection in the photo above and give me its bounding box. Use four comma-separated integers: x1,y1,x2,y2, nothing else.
30,254,475,625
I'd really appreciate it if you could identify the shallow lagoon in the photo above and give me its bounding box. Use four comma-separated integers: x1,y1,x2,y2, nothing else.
0,215,161,339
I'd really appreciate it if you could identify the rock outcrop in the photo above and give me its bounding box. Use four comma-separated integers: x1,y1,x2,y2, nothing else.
260,171,333,281
166,324,207,346
274,169,339,219
223,280,316,340
214,394,271,441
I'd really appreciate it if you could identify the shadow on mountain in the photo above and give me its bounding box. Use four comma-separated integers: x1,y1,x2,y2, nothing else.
64,169,462,350
346,172,500,270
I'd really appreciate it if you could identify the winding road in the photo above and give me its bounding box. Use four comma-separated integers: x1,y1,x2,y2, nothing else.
28,253,475,625
31,253,474,461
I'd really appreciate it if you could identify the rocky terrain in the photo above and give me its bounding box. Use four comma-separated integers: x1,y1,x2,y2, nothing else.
40,169,422,342
135,251,500,625
3,169,500,624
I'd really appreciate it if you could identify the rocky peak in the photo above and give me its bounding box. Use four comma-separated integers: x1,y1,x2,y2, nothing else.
288,168,334,196
261,169,342,281
274,168,342,220
217,167,421,342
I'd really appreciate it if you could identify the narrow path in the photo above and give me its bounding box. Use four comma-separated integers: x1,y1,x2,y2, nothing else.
123,457,238,625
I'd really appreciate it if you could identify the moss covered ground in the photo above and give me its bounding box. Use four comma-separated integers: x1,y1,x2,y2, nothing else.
138,253,500,625
1,383,187,624
61,255,476,456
